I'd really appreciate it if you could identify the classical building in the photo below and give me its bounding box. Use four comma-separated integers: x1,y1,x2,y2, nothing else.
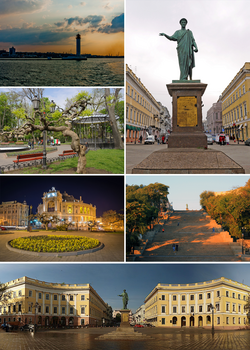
206,97,223,134
0,200,29,226
221,62,250,140
37,187,96,229
132,304,145,325
0,276,110,327
126,64,171,143
145,277,250,329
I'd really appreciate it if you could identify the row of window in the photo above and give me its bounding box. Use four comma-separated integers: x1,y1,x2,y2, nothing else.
1,304,85,315
13,290,85,301
127,107,158,128
223,85,246,110
161,316,246,325
167,291,246,301
127,85,154,112
223,104,248,125
162,302,244,314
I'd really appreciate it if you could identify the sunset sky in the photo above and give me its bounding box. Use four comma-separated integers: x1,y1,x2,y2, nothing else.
0,0,124,55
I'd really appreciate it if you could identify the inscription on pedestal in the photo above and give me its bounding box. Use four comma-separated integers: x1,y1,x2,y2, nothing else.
177,96,197,127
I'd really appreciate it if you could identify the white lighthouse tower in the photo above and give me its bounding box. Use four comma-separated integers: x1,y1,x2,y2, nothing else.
76,34,81,57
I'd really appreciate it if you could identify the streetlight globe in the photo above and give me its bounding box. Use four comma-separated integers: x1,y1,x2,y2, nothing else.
32,95,40,110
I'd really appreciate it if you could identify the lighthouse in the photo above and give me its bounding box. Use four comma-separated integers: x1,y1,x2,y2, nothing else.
76,34,81,57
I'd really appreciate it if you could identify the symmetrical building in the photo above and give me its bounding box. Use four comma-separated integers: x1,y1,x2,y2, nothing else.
0,200,29,226
206,97,223,134
145,277,250,329
37,187,96,229
126,64,171,143
221,62,250,140
0,276,110,327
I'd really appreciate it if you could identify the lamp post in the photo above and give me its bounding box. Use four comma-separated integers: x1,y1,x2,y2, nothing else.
208,303,215,333
32,96,56,169
32,302,40,333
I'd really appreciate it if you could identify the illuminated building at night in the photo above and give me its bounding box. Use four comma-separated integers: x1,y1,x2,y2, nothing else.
0,201,29,226
37,187,96,228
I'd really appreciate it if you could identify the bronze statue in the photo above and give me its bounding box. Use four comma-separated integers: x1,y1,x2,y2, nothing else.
160,18,198,80
118,289,129,309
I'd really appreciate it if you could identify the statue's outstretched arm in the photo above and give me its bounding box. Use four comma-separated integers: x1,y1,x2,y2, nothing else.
159,33,176,41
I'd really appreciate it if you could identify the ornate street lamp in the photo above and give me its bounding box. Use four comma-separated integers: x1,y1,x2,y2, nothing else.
208,303,215,333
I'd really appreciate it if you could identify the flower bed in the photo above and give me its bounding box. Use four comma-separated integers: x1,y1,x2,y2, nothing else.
9,235,100,253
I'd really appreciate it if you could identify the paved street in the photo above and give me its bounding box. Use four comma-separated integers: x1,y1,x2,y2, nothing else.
0,230,124,262
1,328,250,350
0,144,71,168
126,141,250,173
132,211,247,262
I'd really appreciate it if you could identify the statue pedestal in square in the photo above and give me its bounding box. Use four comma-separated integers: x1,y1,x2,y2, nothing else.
167,82,207,148
120,309,131,328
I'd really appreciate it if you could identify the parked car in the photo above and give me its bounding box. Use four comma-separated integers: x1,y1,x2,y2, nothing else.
20,324,34,332
134,324,145,328
245,138,250,146
206,133,213,145
144,135,155,144
1,323,12,331
0,226,7,231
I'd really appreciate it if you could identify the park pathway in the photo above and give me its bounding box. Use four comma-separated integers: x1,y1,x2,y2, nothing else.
136,210,243,261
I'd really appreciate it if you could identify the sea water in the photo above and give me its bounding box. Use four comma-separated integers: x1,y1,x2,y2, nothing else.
0,58,124,86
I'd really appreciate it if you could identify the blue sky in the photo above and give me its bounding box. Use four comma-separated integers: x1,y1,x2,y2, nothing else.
126,175,250,210
1,263,250,312
0,0,124,54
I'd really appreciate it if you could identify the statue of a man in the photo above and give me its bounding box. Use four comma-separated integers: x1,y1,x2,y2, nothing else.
118,289,129,309
160,18,198,80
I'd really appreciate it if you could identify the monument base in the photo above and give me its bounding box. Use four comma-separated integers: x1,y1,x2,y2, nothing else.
168,132,207,148
132,149,245,174
120,309,131,328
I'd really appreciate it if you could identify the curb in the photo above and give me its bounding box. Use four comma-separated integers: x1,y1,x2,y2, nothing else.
6,241,104,257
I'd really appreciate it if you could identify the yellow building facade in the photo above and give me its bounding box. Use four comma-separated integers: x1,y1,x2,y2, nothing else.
0,276,109,327
221,62,250,140
145,277,250,329
37,187,96,229
126,64,164,143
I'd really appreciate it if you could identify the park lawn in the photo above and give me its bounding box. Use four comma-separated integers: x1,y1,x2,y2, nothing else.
8,149,124,174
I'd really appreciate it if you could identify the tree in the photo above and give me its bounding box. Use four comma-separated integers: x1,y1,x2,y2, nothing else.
102,210,124,229
104,88,124,149
0,282,11,305
37,214,60,231
88,220,98,231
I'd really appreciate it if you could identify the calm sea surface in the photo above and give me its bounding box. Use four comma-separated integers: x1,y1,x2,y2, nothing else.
0,58,124,86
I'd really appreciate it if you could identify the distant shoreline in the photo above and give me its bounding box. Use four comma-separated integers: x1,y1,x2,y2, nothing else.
0,57,124,60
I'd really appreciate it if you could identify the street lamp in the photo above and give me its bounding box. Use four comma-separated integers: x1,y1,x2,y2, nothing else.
208,303,215,333
32,96,56,169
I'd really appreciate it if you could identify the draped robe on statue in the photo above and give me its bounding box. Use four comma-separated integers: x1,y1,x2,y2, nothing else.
170,29,196,80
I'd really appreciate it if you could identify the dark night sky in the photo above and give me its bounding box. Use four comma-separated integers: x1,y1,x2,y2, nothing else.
0,176,124,217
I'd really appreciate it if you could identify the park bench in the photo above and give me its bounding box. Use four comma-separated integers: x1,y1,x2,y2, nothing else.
59,150,77,157
13,153,43,164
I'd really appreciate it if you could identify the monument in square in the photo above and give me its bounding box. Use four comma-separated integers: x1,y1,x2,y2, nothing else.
132,18,244,173
159,18,207,148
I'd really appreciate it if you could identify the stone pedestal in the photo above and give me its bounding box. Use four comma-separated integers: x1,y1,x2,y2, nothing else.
120,309,130,328
167,82,207,148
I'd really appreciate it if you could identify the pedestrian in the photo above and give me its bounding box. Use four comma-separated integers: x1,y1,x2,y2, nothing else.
162,135,165,144
173,244,176,255
162,228,164,232
32,140,34,149
177,222,179,226
139,135,142,143
157,137,160,144
212,227,215,233
175,244,178,251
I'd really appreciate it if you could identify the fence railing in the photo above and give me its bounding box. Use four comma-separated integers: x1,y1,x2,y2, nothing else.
0,154,77,173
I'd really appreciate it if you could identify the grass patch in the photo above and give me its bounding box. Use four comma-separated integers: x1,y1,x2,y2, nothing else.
86,149,124,173
9,235,100,252
7,149,124,174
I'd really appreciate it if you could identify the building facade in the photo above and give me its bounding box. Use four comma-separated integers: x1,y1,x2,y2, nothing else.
206,98,222,134
221,62,250,140
145,277,250,329
0,201,29,226
126,64,170,143
0,276,110,327
37,187,96,229
132,304,145,325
